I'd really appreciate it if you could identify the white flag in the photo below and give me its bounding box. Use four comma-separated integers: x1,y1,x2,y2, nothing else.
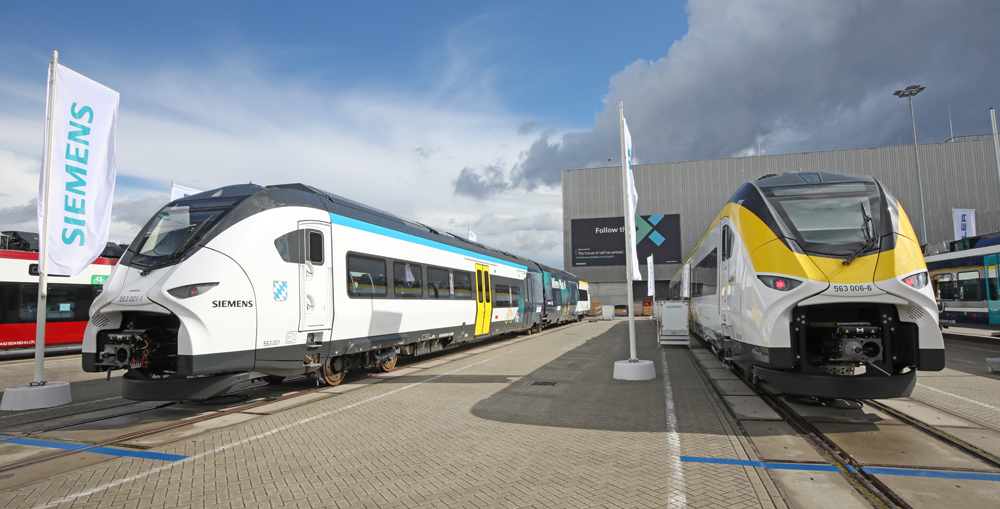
38,64,119,276
469,229,477,242
170,182,202,201
952,209,976,241
647,254,655,297
623,116,641,280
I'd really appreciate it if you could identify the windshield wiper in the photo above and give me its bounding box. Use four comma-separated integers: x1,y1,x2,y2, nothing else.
843,204,877,266
140,215,214,276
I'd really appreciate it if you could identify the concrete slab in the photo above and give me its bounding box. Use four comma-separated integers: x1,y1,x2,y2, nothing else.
938,425,1000,459
0,400,164,434
713,379,756,396
0,440,51,465
412,359,452,368
875,398,979,428
815,421,1000,471
705,367,740,380
741,420,827,463
695,356,725,369
35,406,218,442
240,392,333,415
789,401,899,425
118,412,259,448
768,470,871,509
876,472,1000,509
723,396,782,420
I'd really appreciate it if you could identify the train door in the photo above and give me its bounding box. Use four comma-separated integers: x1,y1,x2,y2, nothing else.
720,222,741,339
475,264,493,335
298,221,333,331
985,255,1000,325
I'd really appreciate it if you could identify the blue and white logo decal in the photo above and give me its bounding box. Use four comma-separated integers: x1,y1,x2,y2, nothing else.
273,280,288,302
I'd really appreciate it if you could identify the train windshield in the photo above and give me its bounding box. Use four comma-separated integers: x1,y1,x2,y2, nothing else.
761,182,883,256
128,196,243,268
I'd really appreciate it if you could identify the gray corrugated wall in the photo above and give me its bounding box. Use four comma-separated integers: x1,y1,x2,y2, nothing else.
563,138,1000,283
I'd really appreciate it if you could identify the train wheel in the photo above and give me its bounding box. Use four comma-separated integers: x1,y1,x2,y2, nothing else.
262,375,285,385
379,355,398,372
321,356,346,386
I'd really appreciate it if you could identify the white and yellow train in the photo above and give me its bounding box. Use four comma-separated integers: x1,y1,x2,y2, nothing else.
669,171,944,399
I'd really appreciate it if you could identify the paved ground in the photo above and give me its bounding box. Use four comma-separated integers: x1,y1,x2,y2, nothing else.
0,319,787,509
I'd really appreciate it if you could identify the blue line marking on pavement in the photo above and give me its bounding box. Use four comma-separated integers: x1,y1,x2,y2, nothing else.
682,456,1000,482
1,436,187,462
681,456,840,472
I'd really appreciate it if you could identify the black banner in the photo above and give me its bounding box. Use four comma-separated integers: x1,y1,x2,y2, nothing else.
571,215,682,267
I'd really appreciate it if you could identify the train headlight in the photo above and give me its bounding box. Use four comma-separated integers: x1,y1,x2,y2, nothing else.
901,272,929,289
167,282,219,299
757,275,802,291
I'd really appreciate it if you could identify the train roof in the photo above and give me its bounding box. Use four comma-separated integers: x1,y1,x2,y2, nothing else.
161,183,546,272
754,171,876,188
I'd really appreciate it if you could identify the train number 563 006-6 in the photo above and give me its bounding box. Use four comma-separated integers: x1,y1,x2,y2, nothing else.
833,284,873,293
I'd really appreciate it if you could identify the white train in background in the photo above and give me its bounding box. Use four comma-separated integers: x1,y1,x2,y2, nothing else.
83,184,588,400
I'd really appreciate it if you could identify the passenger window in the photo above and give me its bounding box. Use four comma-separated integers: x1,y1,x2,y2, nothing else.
393,262,423,298
958,271,981,301
307,231,324,264
427,267,450,298
454,271,473,299
936,274,954,300
494,284,510,307
347,255,387,297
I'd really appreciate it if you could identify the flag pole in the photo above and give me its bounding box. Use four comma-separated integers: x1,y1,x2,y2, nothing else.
33,50,59,386
619,102,638,362
612,102,655,381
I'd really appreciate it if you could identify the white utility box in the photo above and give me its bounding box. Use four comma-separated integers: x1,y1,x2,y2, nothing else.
656,301,689,346
601,305,615,320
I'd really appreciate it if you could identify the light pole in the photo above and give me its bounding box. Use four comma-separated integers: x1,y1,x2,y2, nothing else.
893,85,927,244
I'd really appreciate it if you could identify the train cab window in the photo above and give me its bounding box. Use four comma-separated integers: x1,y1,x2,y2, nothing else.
958,271,981,301
274,231,303,263
692,248,718,296
427,267,450,298
989,266,999,301
579,289,589,301
393,262,423,298
307,231,324,265
347,255,387,297
494,284,511,307
454,271,473,299
936,274,954,300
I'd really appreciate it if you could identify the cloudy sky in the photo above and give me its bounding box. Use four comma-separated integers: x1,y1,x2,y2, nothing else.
1,1,998,268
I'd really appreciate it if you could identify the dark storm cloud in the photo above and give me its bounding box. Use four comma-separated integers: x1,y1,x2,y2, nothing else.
508,0,1000,190
453,160,511,199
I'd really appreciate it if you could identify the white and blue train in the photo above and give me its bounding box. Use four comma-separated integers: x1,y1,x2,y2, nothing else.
83,184,588,400
925,233,1000,329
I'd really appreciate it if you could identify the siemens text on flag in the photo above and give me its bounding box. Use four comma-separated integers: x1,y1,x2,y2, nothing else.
38,64,119,276
623,117,641,280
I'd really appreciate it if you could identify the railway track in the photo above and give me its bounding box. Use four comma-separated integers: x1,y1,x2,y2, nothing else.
704,346,1000,509
0,325,564,476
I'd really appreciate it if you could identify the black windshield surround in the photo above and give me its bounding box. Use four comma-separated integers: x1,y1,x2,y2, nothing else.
124,195,246,270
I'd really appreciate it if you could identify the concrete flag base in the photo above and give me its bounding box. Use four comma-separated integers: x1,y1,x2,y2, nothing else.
612,359,656,381
0,381,72,411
